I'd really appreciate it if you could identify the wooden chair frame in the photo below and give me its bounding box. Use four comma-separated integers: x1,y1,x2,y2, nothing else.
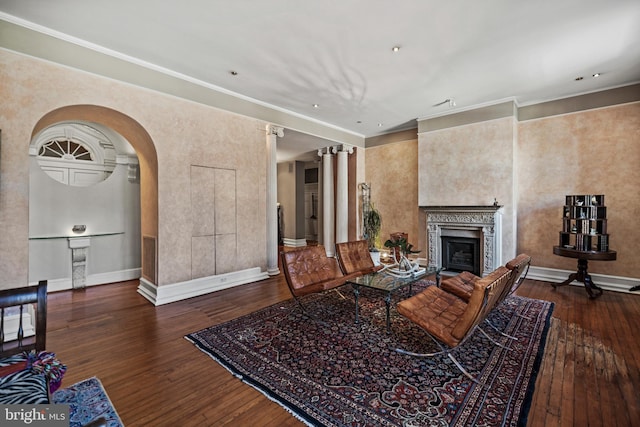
0,280,47,357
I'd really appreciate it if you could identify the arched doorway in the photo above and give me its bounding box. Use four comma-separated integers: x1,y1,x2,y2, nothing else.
30,105,158,286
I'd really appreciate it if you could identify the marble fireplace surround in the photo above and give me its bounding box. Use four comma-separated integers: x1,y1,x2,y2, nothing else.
423,205,503,276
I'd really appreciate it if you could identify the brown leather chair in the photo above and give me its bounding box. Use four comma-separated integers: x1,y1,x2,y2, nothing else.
440,254,532,342
439,270,479,302
335,240,384,277
440,253,531,303
280,245,352,322
396,267,512,384
502,254,531,300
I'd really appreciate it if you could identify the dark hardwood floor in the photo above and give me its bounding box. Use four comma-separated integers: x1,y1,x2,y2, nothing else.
46,274,640,426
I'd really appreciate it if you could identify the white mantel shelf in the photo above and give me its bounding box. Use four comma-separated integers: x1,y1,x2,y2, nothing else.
420,205,503,211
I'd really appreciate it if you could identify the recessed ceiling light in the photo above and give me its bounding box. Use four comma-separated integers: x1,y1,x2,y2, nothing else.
312,104,319,108
392,46,400,52
378,123,383,127
230,71,238,76
356,120,362,124
575,76,584,81
592,73,601,78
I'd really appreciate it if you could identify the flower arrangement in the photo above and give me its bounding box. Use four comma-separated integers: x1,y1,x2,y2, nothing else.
383,236,422,275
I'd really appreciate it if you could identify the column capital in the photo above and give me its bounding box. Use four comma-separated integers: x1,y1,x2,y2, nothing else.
266,124,284,137
340,144,354,154
318,144,353,156
317,146,334,157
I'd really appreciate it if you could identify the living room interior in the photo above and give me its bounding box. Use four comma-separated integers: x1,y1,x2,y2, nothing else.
1,1,639,426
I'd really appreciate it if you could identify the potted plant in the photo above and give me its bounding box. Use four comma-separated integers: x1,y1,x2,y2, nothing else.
363,204,382,264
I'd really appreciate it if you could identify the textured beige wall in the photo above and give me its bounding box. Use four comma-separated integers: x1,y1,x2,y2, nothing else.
517,103,640,277
366,104,639,280
365,138,423,256
0,50,267,289
418,117,517,261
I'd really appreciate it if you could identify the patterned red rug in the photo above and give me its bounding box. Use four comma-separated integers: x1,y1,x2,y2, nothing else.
186,280,553,426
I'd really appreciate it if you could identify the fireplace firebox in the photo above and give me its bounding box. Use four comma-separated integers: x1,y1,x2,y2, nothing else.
441,236,481,276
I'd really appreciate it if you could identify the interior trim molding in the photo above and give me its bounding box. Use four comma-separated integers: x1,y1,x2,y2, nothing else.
418,100,517,133
40,268,141,292
0,17,364,147
518,83,640,121
416,84,640,133
365,128,419,148
137,267,269,306
527,265,640,294
282,238,308,248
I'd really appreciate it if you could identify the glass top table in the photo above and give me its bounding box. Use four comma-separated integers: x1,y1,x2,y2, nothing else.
346,266,442,331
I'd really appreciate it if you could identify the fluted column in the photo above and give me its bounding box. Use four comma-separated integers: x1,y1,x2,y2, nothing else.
335,145,353,244
266,124,283,275
319,147,335,257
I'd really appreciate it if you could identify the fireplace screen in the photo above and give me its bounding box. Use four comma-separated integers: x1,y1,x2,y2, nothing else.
441,236,481,275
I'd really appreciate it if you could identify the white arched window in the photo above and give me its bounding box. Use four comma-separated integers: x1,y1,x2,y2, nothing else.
31,124,117,187
38,139,94,162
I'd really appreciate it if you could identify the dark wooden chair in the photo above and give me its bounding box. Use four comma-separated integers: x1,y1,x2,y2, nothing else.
0,281,50,404
0,281,108,426
0,280,47,358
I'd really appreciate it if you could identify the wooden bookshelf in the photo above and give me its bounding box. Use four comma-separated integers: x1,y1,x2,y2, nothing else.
553,194,616,298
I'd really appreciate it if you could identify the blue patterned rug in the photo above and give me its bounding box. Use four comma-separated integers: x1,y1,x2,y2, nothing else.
53,377,123,427
187,280,554,426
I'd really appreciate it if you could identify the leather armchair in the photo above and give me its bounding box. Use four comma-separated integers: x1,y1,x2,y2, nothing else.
335,240,383,277
280,245,353,323
281,245,349,298
440,254,531,303
396,266,513,384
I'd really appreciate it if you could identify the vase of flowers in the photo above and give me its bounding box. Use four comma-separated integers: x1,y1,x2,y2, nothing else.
384,236,421,272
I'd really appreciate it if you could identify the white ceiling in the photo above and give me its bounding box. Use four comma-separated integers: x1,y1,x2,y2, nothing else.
2,0,639,162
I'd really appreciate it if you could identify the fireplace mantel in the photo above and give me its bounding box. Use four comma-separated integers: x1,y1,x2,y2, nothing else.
422,205,503,276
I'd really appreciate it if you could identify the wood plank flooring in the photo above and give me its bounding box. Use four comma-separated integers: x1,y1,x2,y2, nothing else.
46,275,640,426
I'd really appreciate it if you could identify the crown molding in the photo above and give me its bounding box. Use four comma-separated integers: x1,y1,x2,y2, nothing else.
0,15,364,146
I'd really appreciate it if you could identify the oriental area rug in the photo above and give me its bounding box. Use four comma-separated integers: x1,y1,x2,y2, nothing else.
186,280,554,427
53,377,123,427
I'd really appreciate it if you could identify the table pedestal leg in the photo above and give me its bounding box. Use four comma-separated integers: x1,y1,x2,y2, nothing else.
552,259,603,299
352,284,360,324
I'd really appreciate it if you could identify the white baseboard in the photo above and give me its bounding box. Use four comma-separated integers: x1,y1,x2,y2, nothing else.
527,266,640,294
415,259,640,294
283,238,307,247
39,268,141,292
137,267,269,306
